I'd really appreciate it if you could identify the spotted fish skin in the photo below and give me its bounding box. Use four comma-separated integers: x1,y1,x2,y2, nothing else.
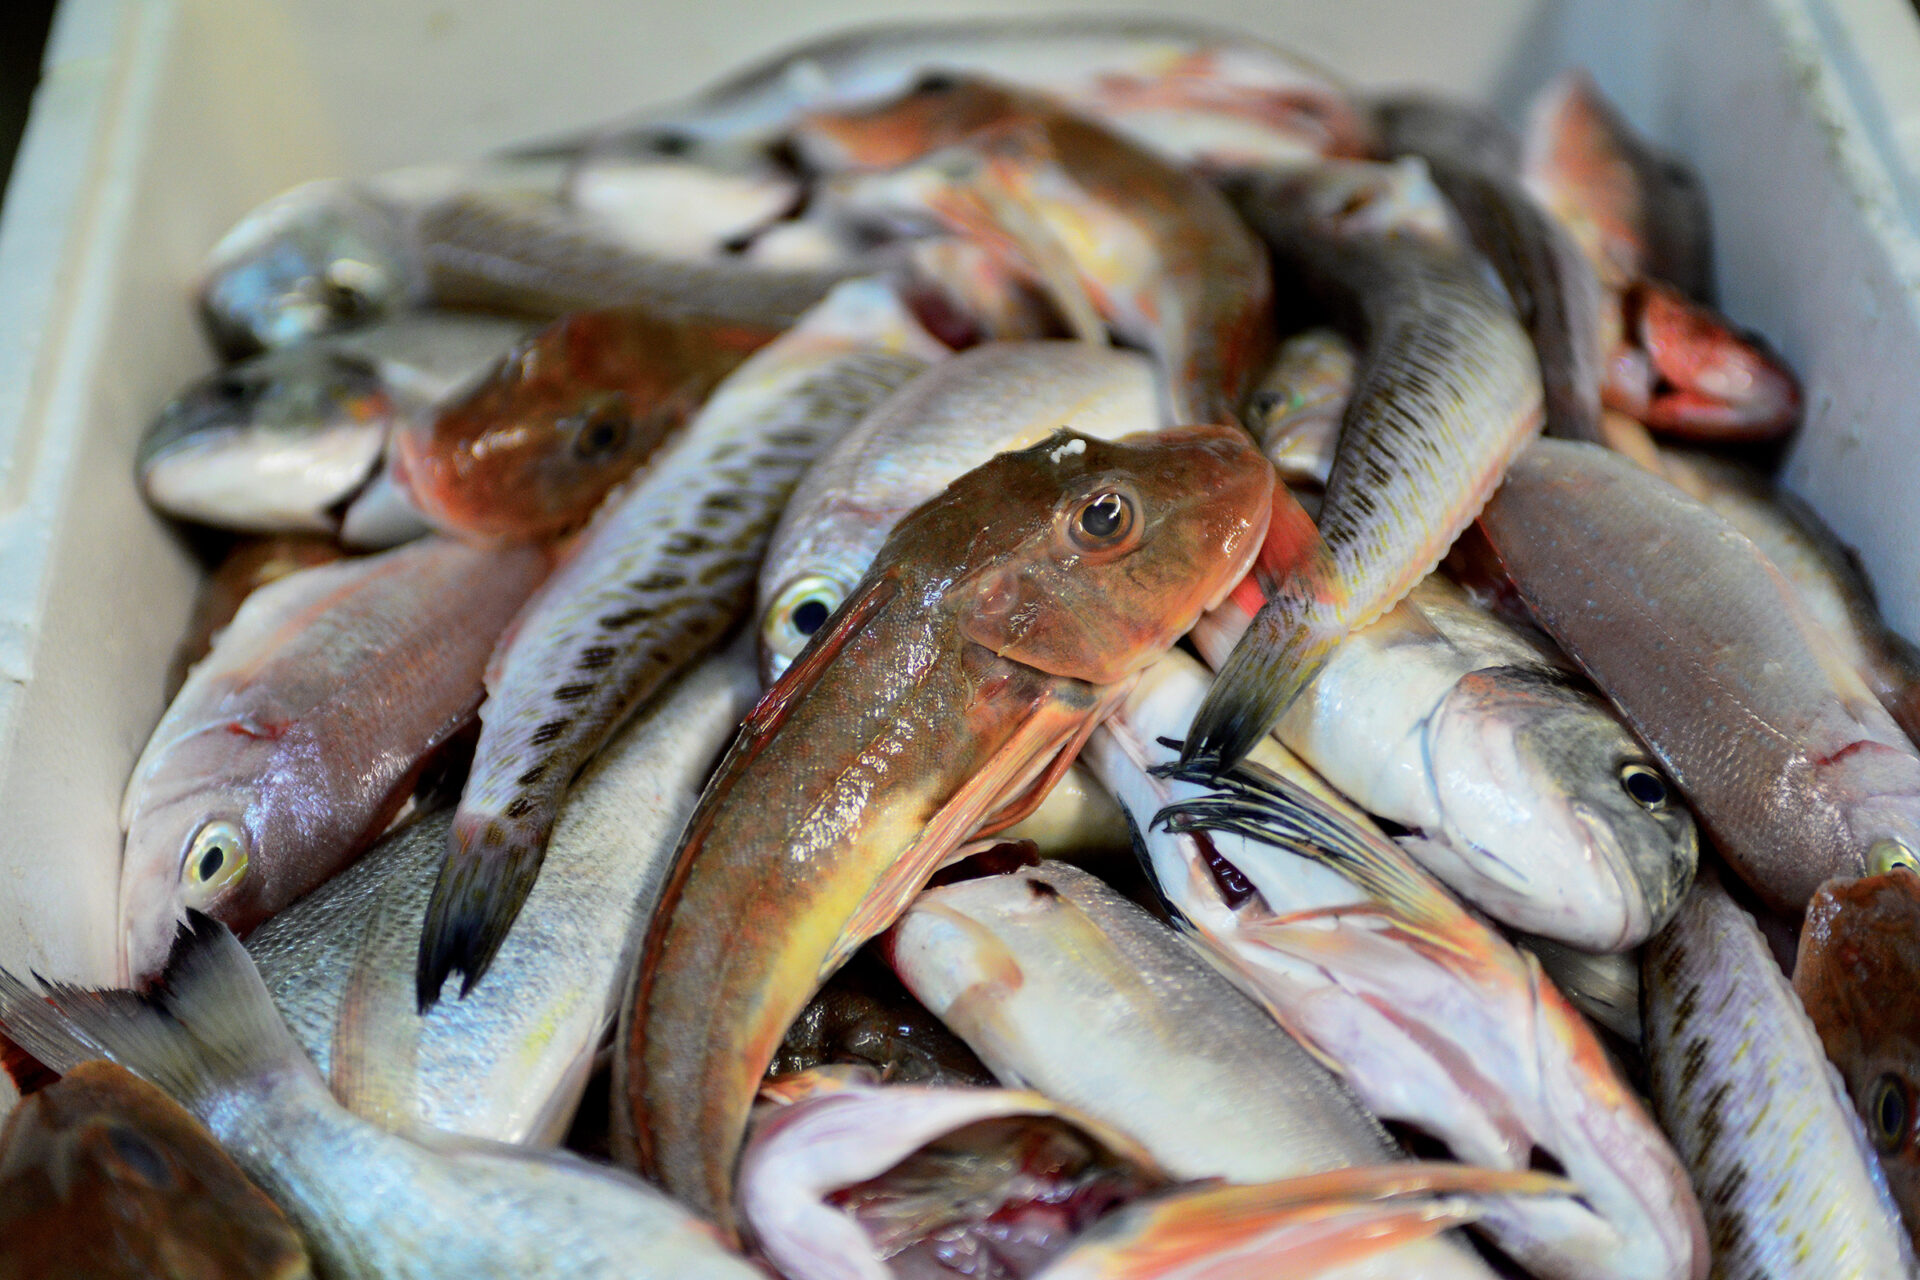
416,279,946,1006
1643,865,1916,1278
1187,160,1544,768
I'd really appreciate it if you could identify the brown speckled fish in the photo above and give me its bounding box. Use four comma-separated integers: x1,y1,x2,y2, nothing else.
390,306,778,542
0,1061,311,1280
1795,862,1920,1249
797,75,1273,426
620,425,1272,1236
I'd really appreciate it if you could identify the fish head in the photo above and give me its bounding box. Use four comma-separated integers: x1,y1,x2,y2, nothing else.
197,180,417,359
0,1061,313,1277
1797,869,1920,1220
120,777,271,985
389,309,712,541
1523,69,1645,288
1426,667,1697,949
137,348,395,531
1236,157,1456,244
793,73,1032,171
942,425,1272,686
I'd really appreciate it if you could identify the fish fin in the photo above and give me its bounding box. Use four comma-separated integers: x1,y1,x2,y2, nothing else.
414,805,559,1011
830,688,1116,976
1059,1163,1571,1280
742,573,901,750
334,886,428,1132
972,704,1110,839
1180,552,1345,770
0,912,314,1111
1151,755,1471,957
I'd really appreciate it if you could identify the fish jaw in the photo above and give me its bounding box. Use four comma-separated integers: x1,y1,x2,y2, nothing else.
1624,280,1800,440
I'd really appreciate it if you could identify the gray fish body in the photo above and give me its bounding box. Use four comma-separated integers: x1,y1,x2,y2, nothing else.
1479,439,1920,912
248,645,759,1144
1189,160,1543,767
1644,867,1915,1277
140,312,533,534
1516,934,1640,1044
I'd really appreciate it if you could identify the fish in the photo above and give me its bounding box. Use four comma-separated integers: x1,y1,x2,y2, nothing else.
758,340,1161,683
0,916,766,1279
620,425,1273,1234
1475,438,1920,912
770,951,996,1087
1794,864,1920,1247
246,641,759,1145
1185,159,1545,769
1374,93,1607,445
799,75,1273,425
166,536,347,700
198,166,870,358
1191,574,1697,950
884,860,1501,1278
415,278,943,1002
1644,863,1916,1277
119,536,549,984
570,16,1368,173
561,152,801,258
1513,935,1642,1045
0,1059,311,1280
389,304,782,543
1521,69,1714,302
739,1070,1167,1280
1085,650,1708,1280
140,311,535,536
1245,328,1355,488
1035,1165,1574,1280
1600,278,1800,440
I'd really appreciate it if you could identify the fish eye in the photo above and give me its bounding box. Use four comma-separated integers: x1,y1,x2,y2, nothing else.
181,819,249,900
104,1124,175,1189
1871,839,1919,877
572,409,632,461
320,259,382,322
1869,1074,1910,1153
1619,762,1670,812
647,130,695,158
764,575,846,666
1070,491,1136,551
913,71,959,94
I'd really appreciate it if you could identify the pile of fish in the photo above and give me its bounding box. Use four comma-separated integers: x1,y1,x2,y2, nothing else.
9,15,1920,1279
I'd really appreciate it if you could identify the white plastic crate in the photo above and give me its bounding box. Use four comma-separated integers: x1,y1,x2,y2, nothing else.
0,0,1916,1013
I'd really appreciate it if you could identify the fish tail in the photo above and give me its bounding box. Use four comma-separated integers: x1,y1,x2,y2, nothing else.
414,809,554,1011
1055,1163,1572,1279
1179,567,1346,770
0,912,309,1110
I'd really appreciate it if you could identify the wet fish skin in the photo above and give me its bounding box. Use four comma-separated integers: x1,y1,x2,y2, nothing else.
800,75,1273,425
1186,160,1544,769
1644,864,1916,1277
1795,868,1920,1249
1246,328,1355,488
415,279,941,1003
141,312,536,536
247,643,759,1145
166,536,347,700
623,425,1273,1235
1477,438,1920,912
0,1060,312,1280
391,305,780,543
758,340,1161,683
1193,574,1696,950
574,15,1367,172
1514,935,1641,1045
119,536,549,985
770,951,995,1088
0,918,766,1280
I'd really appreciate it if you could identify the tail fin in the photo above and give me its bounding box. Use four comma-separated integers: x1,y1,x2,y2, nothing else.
1044,1163,1571,1280
415,811,552,1011
0,912,310,1111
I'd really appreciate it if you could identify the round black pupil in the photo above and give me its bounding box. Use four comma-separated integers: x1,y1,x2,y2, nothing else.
792,598,831,636
1876,1077,1907,1146
915,72,957,93
585,418,622,452
198,846,225,881
1080,496,1125,539
1624,768,1666,807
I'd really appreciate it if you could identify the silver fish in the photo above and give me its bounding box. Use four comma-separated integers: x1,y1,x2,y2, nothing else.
0,918,763,1279
885,861,1498,1279
247,642,758,1144
1516,935,1641,1045
140,311,532,535
1191,574,1697,950
1246,328,1355,488
1643,864,1916,1277
416,277,944,1004
758,340,1160,682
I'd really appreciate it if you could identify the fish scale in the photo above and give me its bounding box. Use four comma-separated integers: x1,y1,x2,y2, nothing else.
1189,167,1543,768
417,281,944,1005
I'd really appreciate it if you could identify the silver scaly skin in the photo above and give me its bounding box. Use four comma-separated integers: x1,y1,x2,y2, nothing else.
1644,865,1916,1278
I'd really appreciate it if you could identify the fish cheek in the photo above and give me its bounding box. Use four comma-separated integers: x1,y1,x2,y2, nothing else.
957,558,1141,686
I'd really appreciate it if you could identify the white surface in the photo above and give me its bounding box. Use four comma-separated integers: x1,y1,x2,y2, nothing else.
0,0,1916,1000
